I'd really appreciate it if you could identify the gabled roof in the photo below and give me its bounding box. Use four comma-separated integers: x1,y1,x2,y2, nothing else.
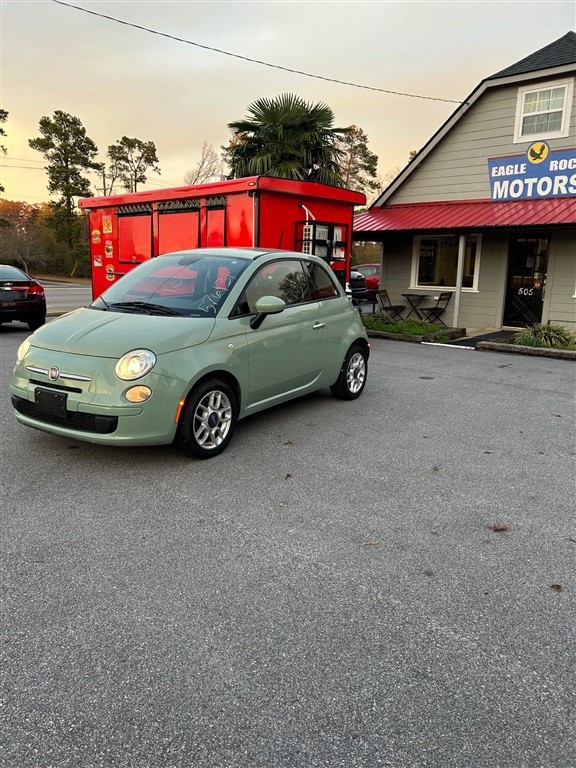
354,198,576,234
490,31,576,79
372,31,576,209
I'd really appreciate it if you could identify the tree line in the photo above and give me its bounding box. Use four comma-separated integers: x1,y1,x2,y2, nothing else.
0,94,380,277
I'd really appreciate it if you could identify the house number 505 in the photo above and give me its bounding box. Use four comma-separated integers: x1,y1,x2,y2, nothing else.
518,287,534,296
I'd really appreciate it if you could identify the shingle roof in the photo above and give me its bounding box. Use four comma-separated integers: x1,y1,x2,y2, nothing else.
489,31,576,79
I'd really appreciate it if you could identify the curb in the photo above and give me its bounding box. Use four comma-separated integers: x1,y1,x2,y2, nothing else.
476,341,576,360
366,330,576,360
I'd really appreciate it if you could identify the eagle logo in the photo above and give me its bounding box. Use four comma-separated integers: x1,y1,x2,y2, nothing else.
527,141,549,164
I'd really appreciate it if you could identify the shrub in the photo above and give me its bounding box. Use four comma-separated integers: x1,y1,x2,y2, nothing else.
362,314,440,336
513,322,576,350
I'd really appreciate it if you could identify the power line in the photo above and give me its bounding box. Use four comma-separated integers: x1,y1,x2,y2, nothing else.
4,155,46,165
51,0,463,105
1,164,46,171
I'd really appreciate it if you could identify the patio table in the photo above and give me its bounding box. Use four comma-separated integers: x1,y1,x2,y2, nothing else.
402,294,430,320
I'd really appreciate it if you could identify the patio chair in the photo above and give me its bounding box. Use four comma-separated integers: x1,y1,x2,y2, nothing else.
419,292,453,326
373,289,406,320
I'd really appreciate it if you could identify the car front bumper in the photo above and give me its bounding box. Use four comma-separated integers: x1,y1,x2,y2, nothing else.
10,347,187,446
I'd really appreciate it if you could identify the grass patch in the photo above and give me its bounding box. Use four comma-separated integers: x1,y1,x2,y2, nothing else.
512,323,576,351
362,313,441,336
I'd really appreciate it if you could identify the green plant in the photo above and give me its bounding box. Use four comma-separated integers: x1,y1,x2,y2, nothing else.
362,314,440,336
513,322,576,350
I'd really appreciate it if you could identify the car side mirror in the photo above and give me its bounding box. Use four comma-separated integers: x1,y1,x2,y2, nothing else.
250,295,286,329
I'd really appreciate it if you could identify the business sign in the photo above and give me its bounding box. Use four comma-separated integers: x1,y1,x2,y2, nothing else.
488,142,576,200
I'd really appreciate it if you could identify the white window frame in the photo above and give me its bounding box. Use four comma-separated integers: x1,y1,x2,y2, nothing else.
410,233,482,292
513,78,574,143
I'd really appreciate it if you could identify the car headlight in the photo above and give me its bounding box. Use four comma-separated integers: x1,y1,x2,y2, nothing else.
115,349,157,381
17,336,33,362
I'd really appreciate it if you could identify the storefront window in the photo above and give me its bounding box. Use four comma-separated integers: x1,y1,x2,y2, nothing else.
413,235,480,290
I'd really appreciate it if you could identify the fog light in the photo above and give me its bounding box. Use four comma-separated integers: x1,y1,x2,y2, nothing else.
125,386,152,403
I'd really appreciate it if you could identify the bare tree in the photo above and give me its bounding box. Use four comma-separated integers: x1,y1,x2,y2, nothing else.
379,150,420,194
184,142,225,185
0,201,54,273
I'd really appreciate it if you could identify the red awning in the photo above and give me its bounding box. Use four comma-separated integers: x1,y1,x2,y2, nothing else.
354,197,576,233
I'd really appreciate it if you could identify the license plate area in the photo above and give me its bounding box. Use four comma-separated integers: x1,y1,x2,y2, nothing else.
35,388,67,418
1,289,26,301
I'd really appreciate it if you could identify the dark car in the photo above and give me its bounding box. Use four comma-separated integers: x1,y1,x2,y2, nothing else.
355,263,381,301
349,269,369,304
0,265,46,330
331,266,369,305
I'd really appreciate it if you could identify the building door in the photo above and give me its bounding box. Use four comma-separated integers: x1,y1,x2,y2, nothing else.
503,236,549,327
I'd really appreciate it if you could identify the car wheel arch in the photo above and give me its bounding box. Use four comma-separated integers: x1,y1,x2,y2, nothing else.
330,342,368,400
179,369,242,422
352,337,370,358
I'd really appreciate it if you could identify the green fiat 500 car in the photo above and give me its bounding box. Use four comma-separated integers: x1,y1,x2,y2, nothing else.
11,248,369,459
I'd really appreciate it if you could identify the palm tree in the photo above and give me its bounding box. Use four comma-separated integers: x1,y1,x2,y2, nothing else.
225,94,349,186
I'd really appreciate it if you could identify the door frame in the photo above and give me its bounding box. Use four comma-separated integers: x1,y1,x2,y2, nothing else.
503,232,550,327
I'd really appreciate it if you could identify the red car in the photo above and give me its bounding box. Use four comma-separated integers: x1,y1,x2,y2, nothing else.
355,263,380,300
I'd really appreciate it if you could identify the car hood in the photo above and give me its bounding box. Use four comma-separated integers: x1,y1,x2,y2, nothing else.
30,307,216,357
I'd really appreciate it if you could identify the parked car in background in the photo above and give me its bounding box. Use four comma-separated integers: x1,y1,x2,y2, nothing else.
331,265,369,305
11,248,369,459
0,265,46,330
355,263,381,301
349,269,369,304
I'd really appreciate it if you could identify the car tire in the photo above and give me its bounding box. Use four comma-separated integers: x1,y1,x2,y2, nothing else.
27,314,46,331
330,344,368,400
176,379,238,459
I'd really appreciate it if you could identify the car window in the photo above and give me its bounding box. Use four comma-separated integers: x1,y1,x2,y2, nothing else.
240,260,312,313
306,261,340,300
358,265,378,277
0,265,29,281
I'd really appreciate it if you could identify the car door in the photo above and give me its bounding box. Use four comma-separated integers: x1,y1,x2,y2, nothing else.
304,259,352,367
241,260,328,408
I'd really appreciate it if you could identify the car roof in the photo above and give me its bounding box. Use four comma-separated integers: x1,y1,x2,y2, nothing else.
157,247,327,264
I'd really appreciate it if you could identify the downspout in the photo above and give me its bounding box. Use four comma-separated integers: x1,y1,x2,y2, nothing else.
453,234,466,327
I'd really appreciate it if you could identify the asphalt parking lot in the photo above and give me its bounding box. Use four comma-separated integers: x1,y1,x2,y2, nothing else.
1,323,575,768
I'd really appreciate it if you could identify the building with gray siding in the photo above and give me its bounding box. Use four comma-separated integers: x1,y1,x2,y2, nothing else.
354,32,576,330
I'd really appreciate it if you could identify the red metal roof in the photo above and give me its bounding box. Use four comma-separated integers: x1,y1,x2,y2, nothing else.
354,198,576,233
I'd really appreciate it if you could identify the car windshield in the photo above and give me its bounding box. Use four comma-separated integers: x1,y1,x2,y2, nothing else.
357,265,379,276
91,254,250,317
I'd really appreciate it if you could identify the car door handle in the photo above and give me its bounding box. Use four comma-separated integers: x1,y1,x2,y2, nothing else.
312,321,326,330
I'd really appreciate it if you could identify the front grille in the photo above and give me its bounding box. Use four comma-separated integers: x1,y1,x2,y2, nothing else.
12,396,118,435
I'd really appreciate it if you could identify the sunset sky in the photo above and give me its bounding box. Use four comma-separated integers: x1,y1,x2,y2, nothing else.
1,0,574,204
